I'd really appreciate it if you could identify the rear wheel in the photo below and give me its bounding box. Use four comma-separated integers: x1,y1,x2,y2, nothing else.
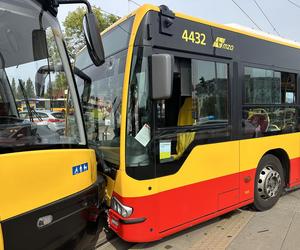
253,154,284,211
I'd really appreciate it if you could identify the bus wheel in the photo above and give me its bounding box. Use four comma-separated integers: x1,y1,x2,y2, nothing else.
253,154,284,211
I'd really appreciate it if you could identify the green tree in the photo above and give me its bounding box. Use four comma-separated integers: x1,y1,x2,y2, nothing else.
25,78,35,98
63,6,119,60
53,73,67,98
11,78,17,98
47,29,61,65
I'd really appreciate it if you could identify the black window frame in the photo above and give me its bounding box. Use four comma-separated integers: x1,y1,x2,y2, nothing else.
152,49,234,179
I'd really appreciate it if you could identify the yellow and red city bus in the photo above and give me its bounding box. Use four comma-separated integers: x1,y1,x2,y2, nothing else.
0,0,105,249
76,4,300,242
18,98,69,112
50,98,67,112
17,98,51,111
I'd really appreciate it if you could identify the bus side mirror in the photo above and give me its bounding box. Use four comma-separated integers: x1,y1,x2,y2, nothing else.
83,13,105,67
32,29,48,61
151,54,173,100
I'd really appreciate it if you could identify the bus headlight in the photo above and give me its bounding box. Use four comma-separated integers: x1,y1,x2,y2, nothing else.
111,196,133,218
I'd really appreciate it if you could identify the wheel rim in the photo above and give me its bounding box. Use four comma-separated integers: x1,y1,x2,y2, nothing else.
257,165,281,199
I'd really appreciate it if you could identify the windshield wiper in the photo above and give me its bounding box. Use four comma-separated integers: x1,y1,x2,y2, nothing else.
18,79,42,122
18,79,34,122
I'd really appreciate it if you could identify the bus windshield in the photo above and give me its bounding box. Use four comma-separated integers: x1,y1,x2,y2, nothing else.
75,17,134,166
0,0,85,152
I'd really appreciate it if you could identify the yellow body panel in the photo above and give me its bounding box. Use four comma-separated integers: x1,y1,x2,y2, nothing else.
105,175,116,206
0,149,96,220
240,133,300,172
157,141,240,193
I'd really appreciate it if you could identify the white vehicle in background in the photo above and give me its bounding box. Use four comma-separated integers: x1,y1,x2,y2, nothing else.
19,110,65,134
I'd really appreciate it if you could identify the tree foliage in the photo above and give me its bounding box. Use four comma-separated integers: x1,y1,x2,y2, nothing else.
53,74,67,98
63,6,119,60
25,78,35,98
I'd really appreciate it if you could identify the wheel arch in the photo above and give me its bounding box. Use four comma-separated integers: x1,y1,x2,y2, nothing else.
263,148,290,187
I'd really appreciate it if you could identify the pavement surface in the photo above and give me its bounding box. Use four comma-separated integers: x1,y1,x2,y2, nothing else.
96,188,300,250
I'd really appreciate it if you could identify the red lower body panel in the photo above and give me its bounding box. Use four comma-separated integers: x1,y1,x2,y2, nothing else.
108,168,256,242
289,158,300,187
108,157,300,242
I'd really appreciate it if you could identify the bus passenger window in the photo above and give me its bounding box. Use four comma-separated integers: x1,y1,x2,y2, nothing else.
243,67,298,138
281,72,296,104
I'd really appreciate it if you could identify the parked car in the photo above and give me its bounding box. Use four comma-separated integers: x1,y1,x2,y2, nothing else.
19,110,65,134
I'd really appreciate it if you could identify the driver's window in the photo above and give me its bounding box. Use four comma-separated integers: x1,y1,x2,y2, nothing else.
191,59,229,125
155,57,230,171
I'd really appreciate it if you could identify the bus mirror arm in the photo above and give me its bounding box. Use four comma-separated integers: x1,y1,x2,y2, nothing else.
73,67,91,84
37,65,91,83
57,0,93,13
35,65,92,98
73,67,92,103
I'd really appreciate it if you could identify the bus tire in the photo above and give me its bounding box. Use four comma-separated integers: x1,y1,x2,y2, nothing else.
253,154,284,211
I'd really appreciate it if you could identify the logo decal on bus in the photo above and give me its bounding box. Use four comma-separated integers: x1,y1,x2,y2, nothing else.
72,163,88,175
213,37,234,51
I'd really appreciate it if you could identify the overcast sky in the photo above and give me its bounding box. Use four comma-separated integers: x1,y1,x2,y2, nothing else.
57,0,299,42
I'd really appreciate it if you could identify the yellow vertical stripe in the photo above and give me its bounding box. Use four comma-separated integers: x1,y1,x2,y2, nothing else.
0,225,3,250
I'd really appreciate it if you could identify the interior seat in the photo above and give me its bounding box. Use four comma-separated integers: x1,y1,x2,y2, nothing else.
173,97,195,160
